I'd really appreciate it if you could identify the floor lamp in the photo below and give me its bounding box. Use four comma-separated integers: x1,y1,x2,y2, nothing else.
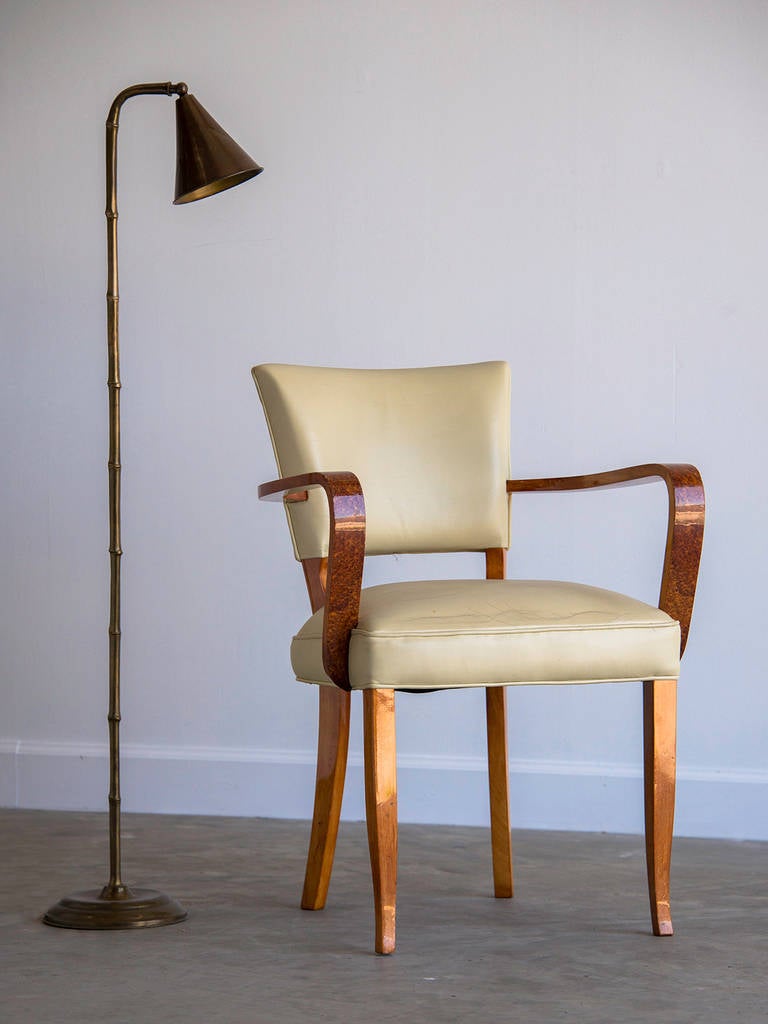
43,81,262,929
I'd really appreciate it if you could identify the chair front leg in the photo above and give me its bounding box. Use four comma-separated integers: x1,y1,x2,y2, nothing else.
643,678,677,936
486,686,514,898
301,686,351,910
363,688,398,954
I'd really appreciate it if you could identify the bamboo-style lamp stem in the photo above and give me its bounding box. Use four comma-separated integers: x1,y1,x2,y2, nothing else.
104,83,189,900
43,82,261,930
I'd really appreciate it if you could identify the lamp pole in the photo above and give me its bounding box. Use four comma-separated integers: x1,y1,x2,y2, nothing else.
43,82,262,929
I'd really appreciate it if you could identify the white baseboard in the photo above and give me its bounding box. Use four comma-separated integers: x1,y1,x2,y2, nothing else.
1,739,765,840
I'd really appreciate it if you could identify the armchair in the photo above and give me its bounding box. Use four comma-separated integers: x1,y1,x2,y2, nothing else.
253,361,704,955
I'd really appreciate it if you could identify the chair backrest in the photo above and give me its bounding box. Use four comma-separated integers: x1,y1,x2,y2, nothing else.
253,362,511,560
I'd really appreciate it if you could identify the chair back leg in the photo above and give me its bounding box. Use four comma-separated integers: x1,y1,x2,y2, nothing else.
363,688,398,954
643,677,677,935
484,548,514,898
301,687,351,910
486,686,514,897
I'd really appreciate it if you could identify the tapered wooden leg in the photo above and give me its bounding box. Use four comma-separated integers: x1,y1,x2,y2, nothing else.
643,678,677,936
301,686,351,910
363,689,398,955
484,549,513,898
486,686,514,898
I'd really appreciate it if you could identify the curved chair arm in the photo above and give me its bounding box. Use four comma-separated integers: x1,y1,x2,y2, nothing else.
259,472,366,691
508,464,705,655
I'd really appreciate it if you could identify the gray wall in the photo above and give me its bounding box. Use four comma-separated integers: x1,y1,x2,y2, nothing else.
1,0,766,839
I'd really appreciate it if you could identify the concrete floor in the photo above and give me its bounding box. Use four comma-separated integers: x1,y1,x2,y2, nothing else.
0,809,765,1023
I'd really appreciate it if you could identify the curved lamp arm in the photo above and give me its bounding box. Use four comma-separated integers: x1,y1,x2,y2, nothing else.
508,464,705,655
259,472,366,690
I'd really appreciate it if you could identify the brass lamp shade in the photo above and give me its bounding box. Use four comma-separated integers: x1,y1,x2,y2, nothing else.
174,93,263,204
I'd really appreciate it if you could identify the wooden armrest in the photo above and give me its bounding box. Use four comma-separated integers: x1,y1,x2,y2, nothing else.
259,472,365,691
508,464,705,655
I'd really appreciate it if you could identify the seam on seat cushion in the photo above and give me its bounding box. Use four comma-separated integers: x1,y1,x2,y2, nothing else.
340,620,679,639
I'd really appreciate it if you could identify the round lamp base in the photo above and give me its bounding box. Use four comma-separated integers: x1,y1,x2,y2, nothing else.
43,888,187,930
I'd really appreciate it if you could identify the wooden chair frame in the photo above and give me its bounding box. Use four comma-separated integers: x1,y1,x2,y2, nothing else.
259,464,704,954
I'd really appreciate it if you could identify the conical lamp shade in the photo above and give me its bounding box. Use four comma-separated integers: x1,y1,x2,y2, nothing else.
174,93,263,204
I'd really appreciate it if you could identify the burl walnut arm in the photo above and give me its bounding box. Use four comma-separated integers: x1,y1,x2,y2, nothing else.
259,472,366,691
508,464,705,655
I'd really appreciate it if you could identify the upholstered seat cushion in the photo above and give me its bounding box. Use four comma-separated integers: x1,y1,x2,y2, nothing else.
291,580,680,690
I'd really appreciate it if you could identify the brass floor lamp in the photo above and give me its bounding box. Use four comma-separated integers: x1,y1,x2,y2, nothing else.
43,82,262,929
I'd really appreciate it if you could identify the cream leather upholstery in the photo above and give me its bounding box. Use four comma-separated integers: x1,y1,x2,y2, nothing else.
252,362,511,560
254,361,683,692
291,580,680,690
